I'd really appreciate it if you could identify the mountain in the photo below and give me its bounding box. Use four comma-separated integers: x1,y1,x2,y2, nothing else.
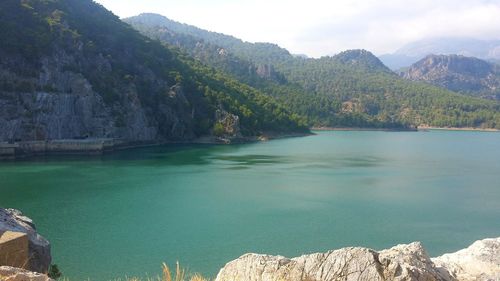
333,50,391,72
401,55,500,100
380,38,500,70
125,14,405,128
126,14,500,129
0,1,307,144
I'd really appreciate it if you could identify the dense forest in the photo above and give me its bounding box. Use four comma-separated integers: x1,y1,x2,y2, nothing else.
126,14,500,129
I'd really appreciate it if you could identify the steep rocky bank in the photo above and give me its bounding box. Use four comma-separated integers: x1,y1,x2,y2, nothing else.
0,49,196,143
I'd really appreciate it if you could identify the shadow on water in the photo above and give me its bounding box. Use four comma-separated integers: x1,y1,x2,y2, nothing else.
287,155,387,171
2,143,247,166
210,154,290,166
340,156,385,167
1,141,389,173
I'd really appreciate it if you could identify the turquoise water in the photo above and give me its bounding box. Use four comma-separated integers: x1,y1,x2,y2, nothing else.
1,131,499,280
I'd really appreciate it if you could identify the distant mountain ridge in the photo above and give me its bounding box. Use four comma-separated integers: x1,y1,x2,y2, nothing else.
126,13,500,129
401,54,500,100
379,38,500,70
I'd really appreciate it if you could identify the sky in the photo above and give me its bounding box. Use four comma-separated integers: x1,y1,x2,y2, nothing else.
94,0,500,57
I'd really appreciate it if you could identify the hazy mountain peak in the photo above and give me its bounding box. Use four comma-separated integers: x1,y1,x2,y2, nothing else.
395,37,500,58
380,37,500,70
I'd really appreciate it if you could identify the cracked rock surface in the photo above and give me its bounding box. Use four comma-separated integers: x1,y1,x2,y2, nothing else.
216,238,499,281
432,237,500,281
0,266,52,281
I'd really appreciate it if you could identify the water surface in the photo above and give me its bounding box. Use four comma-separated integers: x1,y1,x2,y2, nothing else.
1,131,499,280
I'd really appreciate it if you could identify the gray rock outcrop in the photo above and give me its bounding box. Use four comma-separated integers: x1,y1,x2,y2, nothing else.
401,54,500,100
215,109,242,139
0,208,51,274
0,50,194,142
215,238,500,281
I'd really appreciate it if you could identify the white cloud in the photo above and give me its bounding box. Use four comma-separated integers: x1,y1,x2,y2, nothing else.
95,0,500,57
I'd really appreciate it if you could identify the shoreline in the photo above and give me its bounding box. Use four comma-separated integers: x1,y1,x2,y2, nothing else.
417,126,500,132
313,126,500,132
3,126,499,160
0,132,314,160
190,131,314,144
311,127,417,132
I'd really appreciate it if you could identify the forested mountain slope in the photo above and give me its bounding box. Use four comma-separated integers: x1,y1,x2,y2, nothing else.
0,0,306,143
126,14,500,129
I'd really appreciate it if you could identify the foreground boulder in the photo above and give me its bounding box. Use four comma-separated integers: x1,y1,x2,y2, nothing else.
432,237,500,281
216,238,500,281
0,208,51,273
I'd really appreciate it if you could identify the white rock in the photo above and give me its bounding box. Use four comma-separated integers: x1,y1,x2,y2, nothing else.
432,237,500,281
0,266,52,281
215,242,453,281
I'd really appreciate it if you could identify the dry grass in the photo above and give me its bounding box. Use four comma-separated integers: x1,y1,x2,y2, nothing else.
108,262,209,281
0,261,208,281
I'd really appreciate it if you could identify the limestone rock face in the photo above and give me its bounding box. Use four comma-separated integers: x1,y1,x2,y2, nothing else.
256,64,277,80
215,109,242,138
0,266,53,281
0,51,195,142
432,237,500,281
378,242,453,281
216,238,500,281
215,242,451,281
0,208,51,274
401,54,500,100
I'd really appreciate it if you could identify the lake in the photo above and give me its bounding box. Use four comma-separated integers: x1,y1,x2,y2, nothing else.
1,131,499,280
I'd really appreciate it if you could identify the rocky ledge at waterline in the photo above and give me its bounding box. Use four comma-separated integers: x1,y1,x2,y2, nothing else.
215,238,500,281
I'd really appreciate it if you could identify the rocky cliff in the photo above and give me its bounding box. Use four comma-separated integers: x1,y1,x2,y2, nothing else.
215,238,500,281
401,54,500,100
0,53,177,142
0,1,198,143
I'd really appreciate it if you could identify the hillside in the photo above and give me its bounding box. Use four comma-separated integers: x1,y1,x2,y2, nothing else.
401,55,500,100
125,14,405,128
126,14,500,129
0,0,306,145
